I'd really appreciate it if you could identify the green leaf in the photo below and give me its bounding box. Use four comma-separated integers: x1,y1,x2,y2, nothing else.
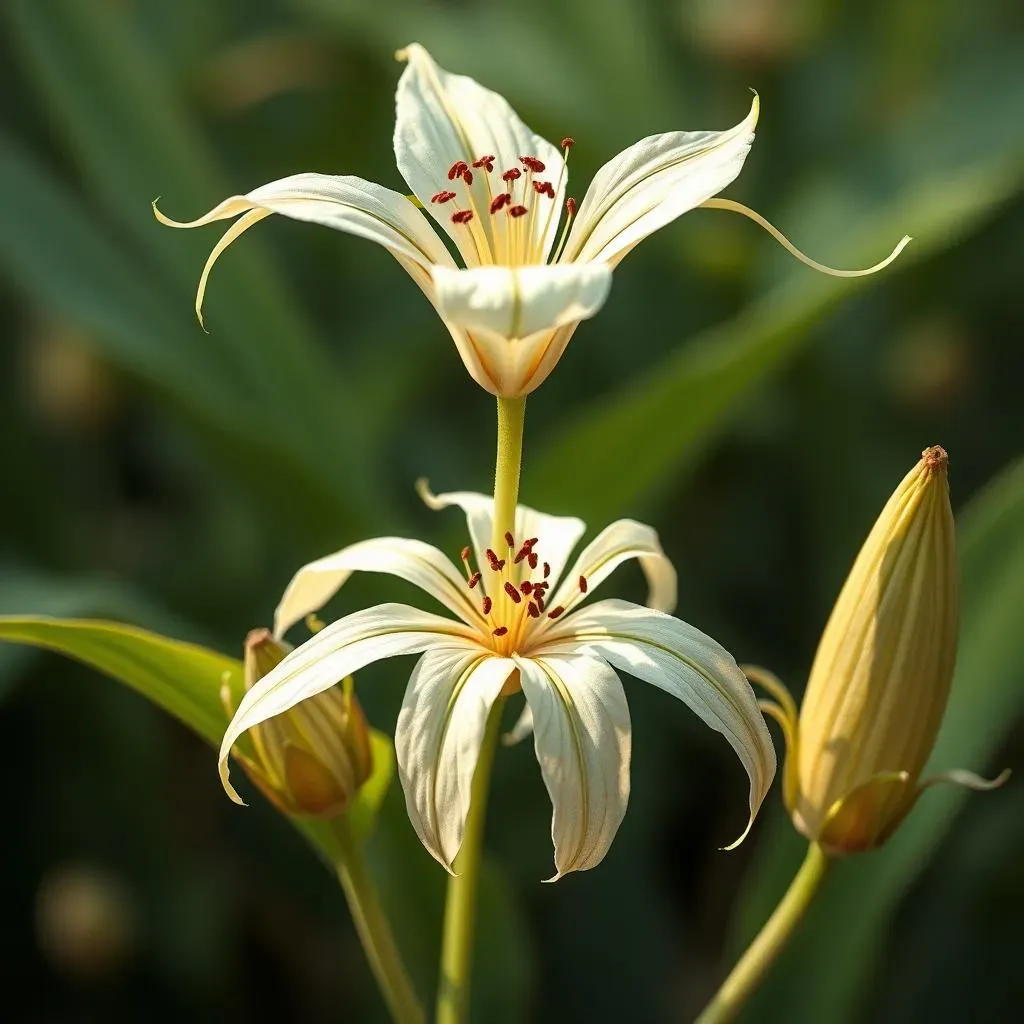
0,614,394,858
528,156,1024,525
731,452,1024,1023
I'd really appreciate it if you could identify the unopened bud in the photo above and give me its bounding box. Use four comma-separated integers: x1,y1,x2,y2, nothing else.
751,447,1007,856
222,629,373,818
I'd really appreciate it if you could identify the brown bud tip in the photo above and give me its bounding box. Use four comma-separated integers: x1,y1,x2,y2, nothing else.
566,197,577,217
922,445,949,471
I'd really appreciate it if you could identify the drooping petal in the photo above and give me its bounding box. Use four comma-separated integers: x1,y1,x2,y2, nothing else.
273,537,486,639
502,701,534,746
396,647,517,869
219,604,478,803
394,44,565,265
416,482,587,598
560,96,758,267
154,173,455,323
515,653,631,880
541,519,677,624
539,599,776,847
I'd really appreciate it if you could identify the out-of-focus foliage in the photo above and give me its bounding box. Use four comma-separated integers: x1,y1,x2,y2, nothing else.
0,0,1021,1021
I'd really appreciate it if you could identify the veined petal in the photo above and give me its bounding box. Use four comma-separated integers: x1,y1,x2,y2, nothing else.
541,519,677,625
432,264,611,339
416,482,587,598
540,599,776,847
273,537,486,639
218,603,478,803
561,96,758,267
396,647,517,869
154,173,454,324
394,44,565,265
515,653,631,880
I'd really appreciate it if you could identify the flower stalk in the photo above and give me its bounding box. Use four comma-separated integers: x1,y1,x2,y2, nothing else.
695,843,830,1024
436,395,524,1024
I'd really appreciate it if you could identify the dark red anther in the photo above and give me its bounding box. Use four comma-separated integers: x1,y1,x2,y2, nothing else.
503,582,522,604
493,626,509,637
514,545,531,564
482,596,492,615
527,601,540,618
528,552,538,570
532,180,556,198
521,581,534,594
451,210,474,224
468,572,482,589
524,537,538,548
547,606,565,619
543,561,551,578
472,155,495,171
504,531,515,547
431,190,457,204
509,205,528,218
489,193,510,214
579,575,588,593
486,548,501,570
566,197,577,218
448,160,469,180
519,155,546,173
501,167,521,183
536,595,546,612
461,545,471,563
461,169,474,186
561,137,575,149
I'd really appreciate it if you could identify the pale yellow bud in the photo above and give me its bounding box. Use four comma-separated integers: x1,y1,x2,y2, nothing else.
221,628,373,818
749,446,1007,856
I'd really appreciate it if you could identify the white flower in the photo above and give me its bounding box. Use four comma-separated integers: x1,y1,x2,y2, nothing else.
217,485,776,879
155,44,909,398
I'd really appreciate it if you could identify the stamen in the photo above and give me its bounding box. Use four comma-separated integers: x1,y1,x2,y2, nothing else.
461,168,474,186
509,205,528,218
547,606,565,619
514,545,532,564
461,546,471,564
482,596,492,615
504,531,515,548
501,168,521,183
486,549,505,571
521,581,534,594
532,180,556,198
552,197,578,263
503,582,522,604
579,575,588,593
489,193,511,214
543,561,551,578
528,552,538,569
493,626,509,637
527,601,540,618
520,156,546,173
468,572,482,589
472,155,495,171
536,595,546,612
565,197,577,218
560,137,575,150
431,190,457,204
448,161,469,180
451,210,474,225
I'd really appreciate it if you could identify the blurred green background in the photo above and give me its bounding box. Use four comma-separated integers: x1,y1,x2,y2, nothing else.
1,0,1022,1021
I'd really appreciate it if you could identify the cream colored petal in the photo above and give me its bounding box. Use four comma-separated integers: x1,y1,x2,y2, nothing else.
154,172,454,322
395,648,517,869
561,96,758,266
515,653,631,880
394,43,565,265
540,519,677,627
416,482,587,598
432,264,611,339
502,701,534,746
273,537,487,639
218,603,478,803
540,599,776,848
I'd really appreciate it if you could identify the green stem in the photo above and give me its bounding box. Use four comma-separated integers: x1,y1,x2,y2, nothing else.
435,395,526,1024
695,843,830,1024
333,816,424,1024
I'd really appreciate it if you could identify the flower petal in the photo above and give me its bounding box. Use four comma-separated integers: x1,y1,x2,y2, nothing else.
502,701,534,746
154,173,454,323
541,519,677,625
394,44,565,265
219,603,478,803
416,482,587,597
515,653,631,880
273,537,486,639
561,96,758,267
395,647,517,869
539,599,776,847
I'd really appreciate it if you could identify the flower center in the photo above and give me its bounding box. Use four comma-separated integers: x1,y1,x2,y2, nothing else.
458,531,587,655
429,138,578,267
